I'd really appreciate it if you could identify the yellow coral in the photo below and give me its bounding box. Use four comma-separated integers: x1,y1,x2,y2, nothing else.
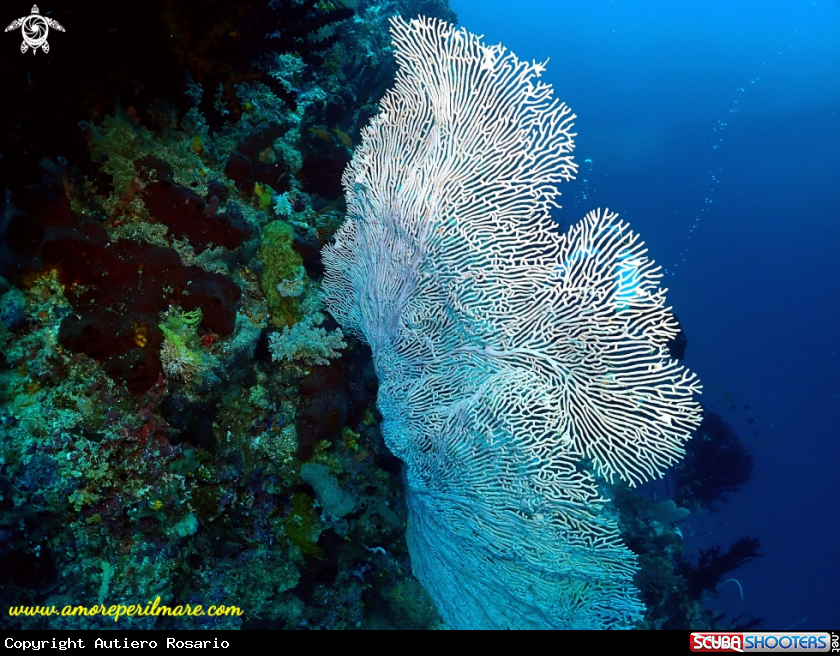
254,183,274,210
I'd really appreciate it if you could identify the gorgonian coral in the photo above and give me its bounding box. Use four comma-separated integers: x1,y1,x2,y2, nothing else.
322,16,702,628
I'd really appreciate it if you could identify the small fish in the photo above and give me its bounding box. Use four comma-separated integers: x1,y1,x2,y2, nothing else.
730,404,737,410
308,126,332,142
747,418,756,424
743,405,750,410
332,125,353,148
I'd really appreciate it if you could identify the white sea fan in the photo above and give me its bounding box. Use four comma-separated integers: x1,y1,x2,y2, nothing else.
322,16,702,629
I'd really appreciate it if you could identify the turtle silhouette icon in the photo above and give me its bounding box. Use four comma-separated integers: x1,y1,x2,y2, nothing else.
5,5,65,55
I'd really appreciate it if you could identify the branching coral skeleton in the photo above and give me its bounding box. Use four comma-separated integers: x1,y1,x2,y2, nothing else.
322,16,702,629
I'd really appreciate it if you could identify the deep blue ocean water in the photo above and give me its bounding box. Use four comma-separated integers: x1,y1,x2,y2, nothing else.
452,0,840,631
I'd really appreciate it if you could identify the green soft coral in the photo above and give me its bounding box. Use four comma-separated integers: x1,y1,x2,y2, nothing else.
257,220,306,328
159,308,203,383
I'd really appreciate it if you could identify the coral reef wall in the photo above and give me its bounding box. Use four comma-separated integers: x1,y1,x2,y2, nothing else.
0,0,457,630
0,0,754,631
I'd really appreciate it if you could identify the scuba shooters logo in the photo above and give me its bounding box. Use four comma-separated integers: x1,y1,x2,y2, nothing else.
690,632,834,652
4,5,65,55
692,634,745,652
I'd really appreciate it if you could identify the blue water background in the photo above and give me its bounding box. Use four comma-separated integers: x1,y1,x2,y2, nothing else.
450,0,840,630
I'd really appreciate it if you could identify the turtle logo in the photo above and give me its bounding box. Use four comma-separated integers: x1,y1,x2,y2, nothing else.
5,5,65,55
